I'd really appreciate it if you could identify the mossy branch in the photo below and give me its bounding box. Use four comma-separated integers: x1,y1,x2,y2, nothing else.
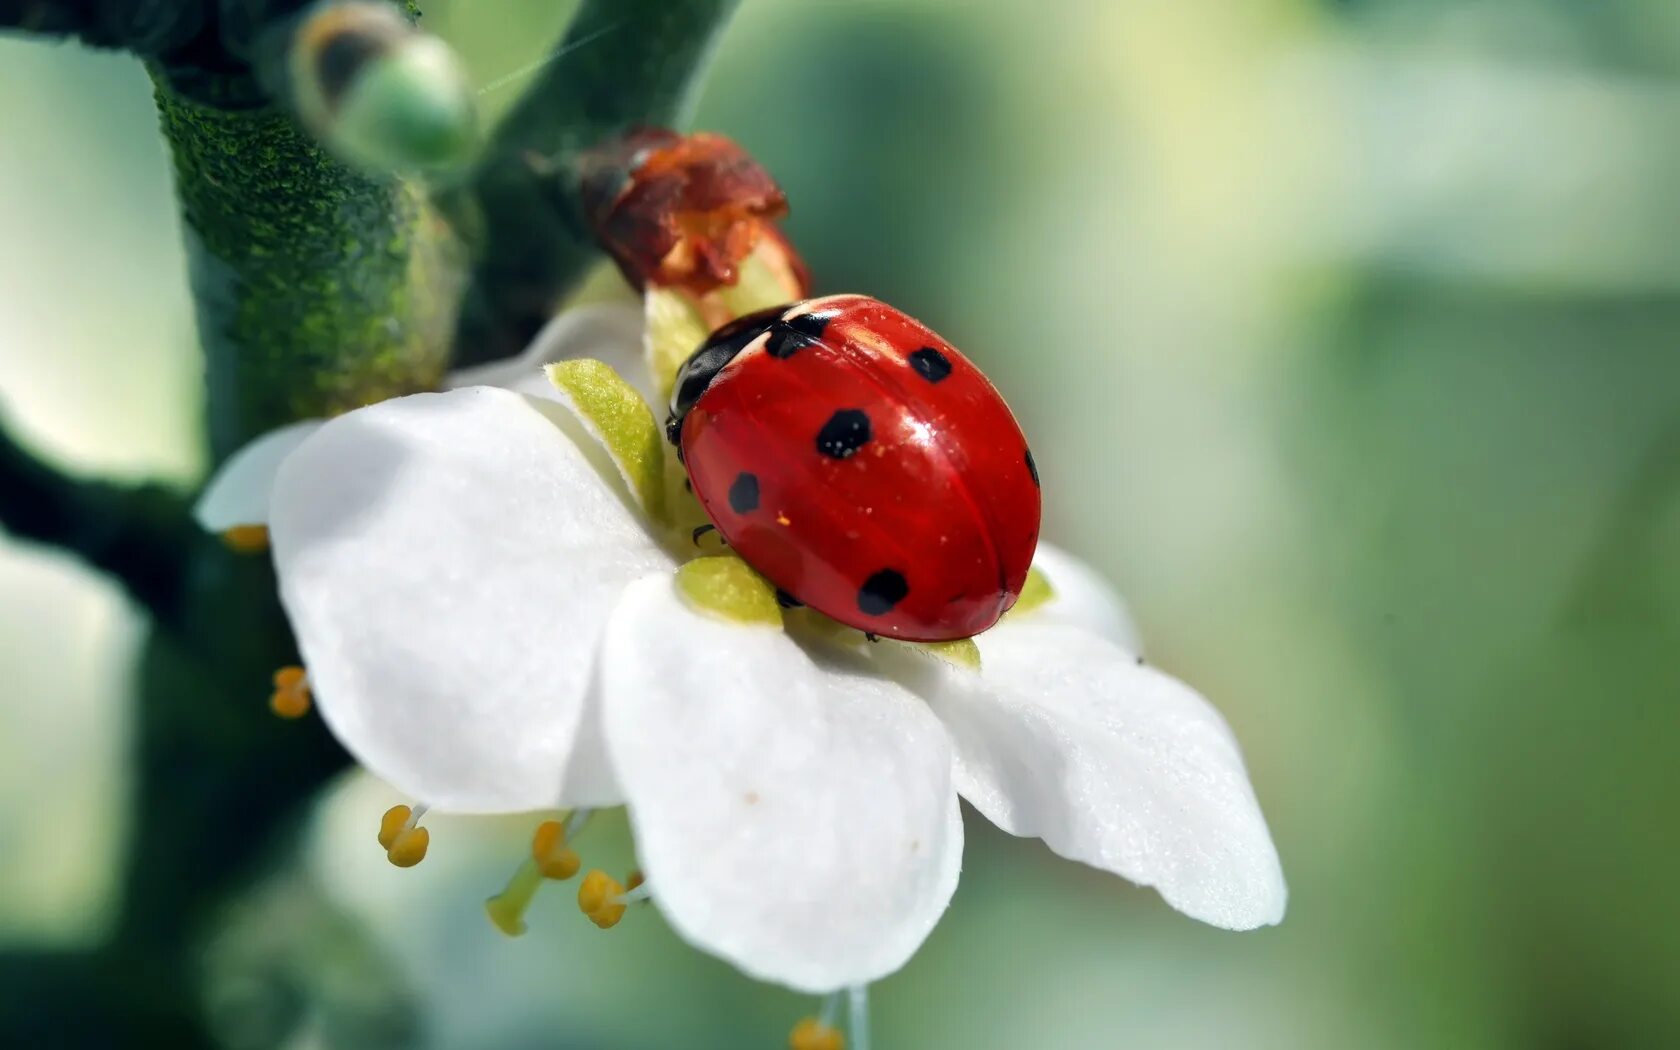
152,68,458,459
0,414,193,621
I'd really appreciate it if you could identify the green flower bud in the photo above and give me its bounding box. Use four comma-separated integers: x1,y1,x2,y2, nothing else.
291,2,477,177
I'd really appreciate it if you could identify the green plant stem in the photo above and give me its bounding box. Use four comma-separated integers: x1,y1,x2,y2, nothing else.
0,416,192,620
453,0,741,364
152,65,456,461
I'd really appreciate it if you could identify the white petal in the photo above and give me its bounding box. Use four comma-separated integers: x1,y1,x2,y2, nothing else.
1023,542,1143,653
555,675,624,808
600,574,962,992
269,387,673,813
446,302,650,402
193,419,323,530
901,624,1285,930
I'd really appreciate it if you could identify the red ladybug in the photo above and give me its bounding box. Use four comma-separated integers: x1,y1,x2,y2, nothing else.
668,294,1041,641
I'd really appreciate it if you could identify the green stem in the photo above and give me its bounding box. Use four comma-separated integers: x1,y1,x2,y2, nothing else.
151,65,456,459
453,0,741,365
0,416,192,620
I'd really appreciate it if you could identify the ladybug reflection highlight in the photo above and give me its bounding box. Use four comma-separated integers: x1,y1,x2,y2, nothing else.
668,294,1041,641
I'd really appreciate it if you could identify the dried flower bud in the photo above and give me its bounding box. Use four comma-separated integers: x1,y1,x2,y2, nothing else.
578,128,811,301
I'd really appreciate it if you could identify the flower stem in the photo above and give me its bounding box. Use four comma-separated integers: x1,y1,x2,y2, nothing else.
151,65,457,460
452,0,743,365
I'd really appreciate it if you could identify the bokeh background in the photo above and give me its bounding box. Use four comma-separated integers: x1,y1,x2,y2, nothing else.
5,0,1680,1047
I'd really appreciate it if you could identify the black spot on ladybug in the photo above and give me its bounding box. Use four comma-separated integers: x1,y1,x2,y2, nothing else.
816,409,872,459
776,589,804,609
908,346,952,383
858,569,909,616
728,472,760,514
1025,448,1039,487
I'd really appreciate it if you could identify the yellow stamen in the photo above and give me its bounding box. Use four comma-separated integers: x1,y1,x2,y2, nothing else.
531,819,581,880
484,817,589,936
789,1018,844,1050
577,869,627,929
377,804,429,867
624,869,645,894
220,524,270,553
268,665,312,719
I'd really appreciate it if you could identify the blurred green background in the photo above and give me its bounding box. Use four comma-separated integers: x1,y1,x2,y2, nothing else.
4,0,1680,1047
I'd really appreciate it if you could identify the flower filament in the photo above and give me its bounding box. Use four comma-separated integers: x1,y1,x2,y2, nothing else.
486,811,591,936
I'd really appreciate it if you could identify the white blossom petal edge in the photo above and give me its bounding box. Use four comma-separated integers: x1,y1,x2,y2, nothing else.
880,623,1287,930
194,419,323,531
270,388,672,812
601,574,962,992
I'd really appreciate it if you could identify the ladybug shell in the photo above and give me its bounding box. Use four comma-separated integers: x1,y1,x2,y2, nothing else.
674,294,1041,641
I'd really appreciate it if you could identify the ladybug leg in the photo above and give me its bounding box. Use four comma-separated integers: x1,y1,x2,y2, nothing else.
864,632,880,643
691,524,718,546
775,589,804,609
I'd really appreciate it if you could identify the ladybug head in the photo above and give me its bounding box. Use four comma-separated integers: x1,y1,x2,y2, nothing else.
665,305,789,444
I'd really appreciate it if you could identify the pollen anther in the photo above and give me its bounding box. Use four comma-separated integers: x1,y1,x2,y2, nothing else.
269,666,312,719
789,1018,844,1050
577,869,628,929
531,818,581,880
221,524,270,553
377,803,430,867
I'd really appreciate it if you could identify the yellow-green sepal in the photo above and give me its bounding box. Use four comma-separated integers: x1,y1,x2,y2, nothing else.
644,290,712,407
545,359,667,522
896,637,981,671
643,240,807,403
1009,566,1056,618
711,242,802,321
676,556,783,628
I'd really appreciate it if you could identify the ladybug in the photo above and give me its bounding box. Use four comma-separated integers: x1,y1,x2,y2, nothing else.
667,294,1042,642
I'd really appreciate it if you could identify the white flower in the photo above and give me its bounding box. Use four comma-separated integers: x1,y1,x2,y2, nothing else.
198,301,1286,998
